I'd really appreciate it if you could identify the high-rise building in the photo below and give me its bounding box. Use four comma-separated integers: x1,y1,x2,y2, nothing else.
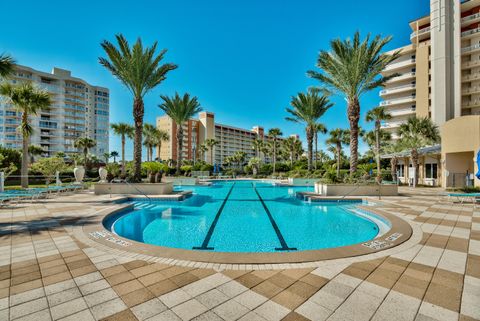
381,0,480,188
0,65,109,158
156,111,294,165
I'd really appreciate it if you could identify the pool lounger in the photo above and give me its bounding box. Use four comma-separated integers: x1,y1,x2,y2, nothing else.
447,193,480,206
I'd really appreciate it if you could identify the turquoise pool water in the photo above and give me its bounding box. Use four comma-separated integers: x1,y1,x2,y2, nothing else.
107,180,379,252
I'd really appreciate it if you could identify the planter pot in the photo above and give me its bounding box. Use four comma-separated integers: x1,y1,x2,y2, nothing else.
73,166,85,184
98,167,108,183
148,173,155,183
155,172,163,183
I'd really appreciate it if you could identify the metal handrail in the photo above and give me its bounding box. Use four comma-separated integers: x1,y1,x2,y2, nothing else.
124,180,152,203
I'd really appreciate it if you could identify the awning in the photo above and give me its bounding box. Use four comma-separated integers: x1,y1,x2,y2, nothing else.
381,144,441,159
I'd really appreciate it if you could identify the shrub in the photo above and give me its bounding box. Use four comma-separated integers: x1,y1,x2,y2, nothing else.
259,164,272,175
30,157,68,185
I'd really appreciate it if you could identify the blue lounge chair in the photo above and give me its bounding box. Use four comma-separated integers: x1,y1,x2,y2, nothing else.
447,193,480,205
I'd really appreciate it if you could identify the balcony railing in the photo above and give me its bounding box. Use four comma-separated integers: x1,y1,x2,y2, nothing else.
462,12,480,24
461,43,480,54
380,84,416,95
389,107,416,117
380,95,416,106
386,72,416,83
461,28,480,38
462,73,480,82
462,59,480,69
462,85,480,95
410,26,431,39
384,59,416,71
462,99,480,108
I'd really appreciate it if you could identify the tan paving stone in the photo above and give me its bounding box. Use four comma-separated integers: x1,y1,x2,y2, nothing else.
120,287,155,308
147,279,180,297
100,308,138,321
113,279,145,296
106,271,136,286
252,280,283,299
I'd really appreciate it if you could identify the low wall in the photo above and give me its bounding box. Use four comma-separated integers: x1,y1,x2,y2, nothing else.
163,177,199,186
288,178,319,186
315,183,398,196
94,182,174,195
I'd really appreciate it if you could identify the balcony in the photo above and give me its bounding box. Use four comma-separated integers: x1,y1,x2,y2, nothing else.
389,107,416,117
461,27,480,39
461,72,480,82
381,121,404,130
462,85,480,95
410,26,431,41
380,83,416,96
462,59,480,69
461,43,480,55
380,95,416,107
463,99,480,108
461,13,480,27
386,72,416,84
383,59,416,73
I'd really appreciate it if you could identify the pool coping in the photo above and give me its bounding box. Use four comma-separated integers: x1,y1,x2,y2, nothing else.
79,198,414,266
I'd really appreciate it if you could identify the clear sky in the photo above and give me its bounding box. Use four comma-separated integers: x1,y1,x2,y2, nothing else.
1,0,429,160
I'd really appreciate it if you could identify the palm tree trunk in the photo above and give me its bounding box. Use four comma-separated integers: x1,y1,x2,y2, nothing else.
272,139,276,175
121,136,126,176
390,157,398,182
348,97,360,175
375,122,381,183
133,98,144,182
157,142,162,161
290,149,293,168
336,144,341,178
176,127,183,175
306,127,313,171
84,148,88,171
21,130,29,189
210,149,214,165
411,148,419,188
314,132,318,170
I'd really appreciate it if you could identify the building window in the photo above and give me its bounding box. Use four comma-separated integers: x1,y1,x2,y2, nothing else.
425,163,438,179
396,164,404,177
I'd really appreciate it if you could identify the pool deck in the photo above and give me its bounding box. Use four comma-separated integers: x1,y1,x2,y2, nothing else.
0,187,479,321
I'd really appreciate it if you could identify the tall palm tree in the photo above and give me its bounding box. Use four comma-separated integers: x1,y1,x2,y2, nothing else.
154,129,169,161
308,32,400,174
198,144,208,162
74,137,96,170
252,138,264,158
0,82,51,188
158,93,202,174
286,89,332,171
314,123,328,170
398,117,440,187
99,34,177,181
143,123,157,162
28,145,45,163
0,53,15,79
282,136,298,167
326,129,350,177
110,151,119,163
111,122,134,175
366,106,392,182
205,138,219,165
267,128,283,175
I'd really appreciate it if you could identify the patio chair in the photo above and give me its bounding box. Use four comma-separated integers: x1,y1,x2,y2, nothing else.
447,192,480,206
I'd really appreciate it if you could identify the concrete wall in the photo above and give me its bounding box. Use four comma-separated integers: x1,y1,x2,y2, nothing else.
163,177,199,186
94,182,173,195
314,183,398,196
287,178,319,186
416,43,431,118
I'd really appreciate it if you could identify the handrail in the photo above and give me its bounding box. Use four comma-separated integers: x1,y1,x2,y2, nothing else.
124,180,152,203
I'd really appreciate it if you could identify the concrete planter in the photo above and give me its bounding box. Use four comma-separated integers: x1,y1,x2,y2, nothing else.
94,182,174,195
164,177,199,186
287,178,319,186
314,183,398,196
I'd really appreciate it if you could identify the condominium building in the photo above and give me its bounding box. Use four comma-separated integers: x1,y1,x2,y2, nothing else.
0,65,109,157
156,111,292,165
381,0,480,188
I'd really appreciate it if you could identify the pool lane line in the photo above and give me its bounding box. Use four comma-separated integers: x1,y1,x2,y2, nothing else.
193,182,236,250
251,183,297,251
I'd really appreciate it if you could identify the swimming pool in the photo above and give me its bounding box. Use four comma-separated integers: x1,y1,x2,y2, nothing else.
105,180,383,253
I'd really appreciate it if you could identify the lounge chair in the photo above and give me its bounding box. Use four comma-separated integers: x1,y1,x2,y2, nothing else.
447,192,480,206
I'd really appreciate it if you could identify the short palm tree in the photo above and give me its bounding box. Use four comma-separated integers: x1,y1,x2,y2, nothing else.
383,140,404,183
0,82,51,188
308,32,400,174
74,137,96,170
103,152,111,164
158,93,202,174
252,138,264,158
398,117,440,187
111,122,134,175
28,145,45,163
326,129,350,177
282,136,298,167
267,128,283,175
110,151,119,163
198,144,208,162
143,123,157,162
0,53,15,79
285,88,332,171
99,34,177,181
154,129,169,161
205,138,219,165
366,106,392,182
314,123,328,170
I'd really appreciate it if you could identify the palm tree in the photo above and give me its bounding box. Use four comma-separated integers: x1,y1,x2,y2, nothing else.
205,138,219,165
383,140,404,183
99,34,177,181
28,145,45,163
198,144,208,162
252,138,264,158
103,152,111,164
143,123,157,162
154,129,169,161
282,136,298,167
0,53,15,79
398,117,440,187
74,137,96,170
158,93,202,174
267,128,282,175
314,123,328,170
110,151,119,163
111,122,134,175
366,106,392,182
0,82,51,188
286,89,332,171
308,32,400,174
326,129,350,177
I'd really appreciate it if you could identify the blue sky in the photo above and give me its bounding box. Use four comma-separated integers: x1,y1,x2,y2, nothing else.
1,0,429,159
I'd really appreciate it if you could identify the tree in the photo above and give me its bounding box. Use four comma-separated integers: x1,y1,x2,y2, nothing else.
383,140,404,182
314,123,328,170
154,129,169,161
282,136,298,167
267,128,282,175
99,34,177,181
30,157,68,185
366,106,392,182
248,157,261,176
252,138,264,158
0,82,51,188
198,144,208,162
110,151,119,163
205,138,219,165
103,152,111,164
0,53,15,79
286,88,332,171
308,32,400,174
326,129,350,177
158,93,202,175
143,123,157,162
28,145,45,163
398,117,440,187
74,137,96,170
111,122,134,175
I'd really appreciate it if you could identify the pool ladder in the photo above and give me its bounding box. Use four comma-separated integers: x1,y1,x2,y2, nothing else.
124,180,152,203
